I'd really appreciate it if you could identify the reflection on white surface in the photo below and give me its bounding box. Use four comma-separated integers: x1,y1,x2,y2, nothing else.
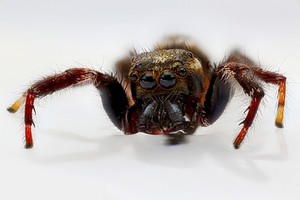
1,0,300,199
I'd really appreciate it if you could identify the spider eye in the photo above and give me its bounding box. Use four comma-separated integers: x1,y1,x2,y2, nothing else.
177,67,187,77
159,72,176,89
129,72,138,82
186,51,194,58
140,74,157,90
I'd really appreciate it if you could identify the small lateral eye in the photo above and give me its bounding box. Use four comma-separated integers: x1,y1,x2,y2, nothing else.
177,67,187,77
129,72,138,82
187,51,194,58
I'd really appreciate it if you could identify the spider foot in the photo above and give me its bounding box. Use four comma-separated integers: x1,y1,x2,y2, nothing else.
275,120,284,128
275,106,284,128
7,94,26,113
25,143,33,149
233,142,241,149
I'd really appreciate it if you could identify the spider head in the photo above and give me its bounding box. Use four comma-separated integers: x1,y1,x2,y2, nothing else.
128,49,205,134
129,49,204,101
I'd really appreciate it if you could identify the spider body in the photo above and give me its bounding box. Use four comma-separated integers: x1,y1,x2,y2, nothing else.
8,36,286,149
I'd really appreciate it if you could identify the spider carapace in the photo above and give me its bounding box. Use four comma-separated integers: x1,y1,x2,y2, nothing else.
8,36,286,149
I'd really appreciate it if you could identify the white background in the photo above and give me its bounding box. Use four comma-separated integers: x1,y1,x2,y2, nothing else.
1,0,300,199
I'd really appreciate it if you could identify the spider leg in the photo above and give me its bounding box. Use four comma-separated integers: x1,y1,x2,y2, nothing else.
8,68,129,148
226,51,286,128
252,68,286,128
218,57,286,149
218,63,264,149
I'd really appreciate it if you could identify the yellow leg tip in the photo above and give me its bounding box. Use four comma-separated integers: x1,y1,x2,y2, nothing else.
7,102,22,113
275,120,284,128
275,105,284,128
7,94,26,113
7,106,18,113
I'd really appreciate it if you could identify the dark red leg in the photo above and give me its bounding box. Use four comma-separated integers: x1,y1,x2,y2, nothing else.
216,51,286,149
218,62,265,149
233,96,263,149
8,68,129,148
24,93,35,148
225,51,286,128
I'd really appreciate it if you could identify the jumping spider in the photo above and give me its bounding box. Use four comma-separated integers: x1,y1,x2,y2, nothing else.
8,36,286,149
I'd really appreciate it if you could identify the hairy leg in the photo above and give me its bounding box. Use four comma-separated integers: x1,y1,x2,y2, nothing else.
227,51,286,127
8,68,129,148
252,68,286,127
217,52,286,149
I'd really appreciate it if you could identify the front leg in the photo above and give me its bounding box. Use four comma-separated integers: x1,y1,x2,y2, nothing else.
226,51,286,128
217,54,286,149
8,68,129,148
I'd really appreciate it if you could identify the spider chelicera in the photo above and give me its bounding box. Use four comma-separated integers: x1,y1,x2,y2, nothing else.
8,36,286,149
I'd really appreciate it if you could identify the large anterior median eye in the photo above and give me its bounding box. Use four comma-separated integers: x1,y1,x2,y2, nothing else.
159,72,176,89
140,74,157,90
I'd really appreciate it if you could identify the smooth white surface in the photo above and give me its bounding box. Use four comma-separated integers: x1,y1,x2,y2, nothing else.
1,0,300,199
